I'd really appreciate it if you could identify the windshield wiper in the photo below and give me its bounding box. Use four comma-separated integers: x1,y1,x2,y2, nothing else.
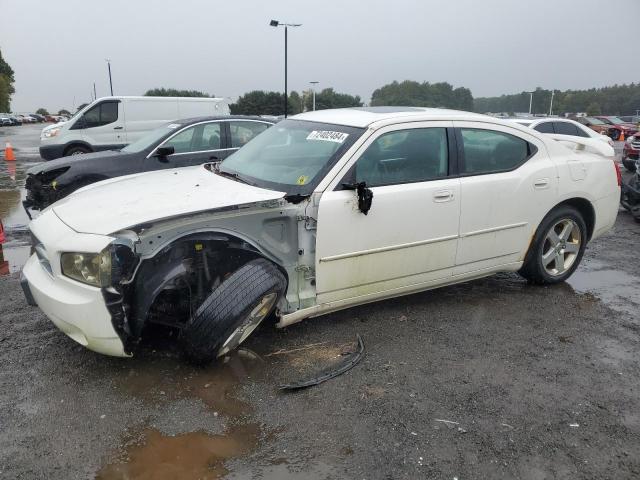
211,162,252,185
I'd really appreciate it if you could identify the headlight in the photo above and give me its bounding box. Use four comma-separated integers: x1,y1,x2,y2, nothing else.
42,127,61,139
61,249,111,287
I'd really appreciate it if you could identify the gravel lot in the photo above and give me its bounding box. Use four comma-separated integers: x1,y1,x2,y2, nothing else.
1,124,639,479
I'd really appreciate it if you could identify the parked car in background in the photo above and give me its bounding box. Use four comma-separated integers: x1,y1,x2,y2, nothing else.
21,107,620,362
619,115,640,125
575,116,612,136
39,96,230,160
0,114,11,126
43,115,57,122
622,134,640,171
24,116,274,212
0,114,22,126
594,116,638,140
510,117,614,146
29,113,45,123
17,114,38,123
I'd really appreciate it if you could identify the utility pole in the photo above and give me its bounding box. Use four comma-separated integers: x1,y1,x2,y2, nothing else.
270,20,301,118
528,91,534,115
549,90,555,116
310,81,319,111
93,82,97,101
105,59,113,96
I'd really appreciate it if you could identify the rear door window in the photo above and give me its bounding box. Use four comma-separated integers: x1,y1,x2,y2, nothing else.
229,121,271,148
460,128,535,174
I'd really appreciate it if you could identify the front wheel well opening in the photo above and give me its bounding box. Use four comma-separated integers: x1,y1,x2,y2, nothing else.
554,198,595,241
126,234,288,348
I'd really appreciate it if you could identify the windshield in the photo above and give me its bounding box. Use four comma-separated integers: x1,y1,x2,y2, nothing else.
219,119,365,195
121,122,181,153
606,116,625,125
585,117,605,125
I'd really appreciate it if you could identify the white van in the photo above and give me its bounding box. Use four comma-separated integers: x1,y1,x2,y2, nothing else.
39,96,230,160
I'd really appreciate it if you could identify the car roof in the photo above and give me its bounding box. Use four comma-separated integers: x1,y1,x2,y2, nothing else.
292,106,489,128
170,115,275,126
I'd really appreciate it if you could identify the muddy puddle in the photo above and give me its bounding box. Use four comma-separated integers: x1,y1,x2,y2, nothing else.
568,265,640,317
96,424,260,480
114,348,265,416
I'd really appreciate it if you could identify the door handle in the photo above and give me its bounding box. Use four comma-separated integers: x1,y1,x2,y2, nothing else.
433,190,453,202
534,178,549,189
113,126,123,130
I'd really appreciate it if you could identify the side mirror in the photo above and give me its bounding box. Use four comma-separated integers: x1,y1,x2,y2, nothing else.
342,181,374,215
155,146,175,158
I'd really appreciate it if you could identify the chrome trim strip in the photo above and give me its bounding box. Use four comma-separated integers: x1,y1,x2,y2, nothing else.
319,234,458,263
461,221,528,238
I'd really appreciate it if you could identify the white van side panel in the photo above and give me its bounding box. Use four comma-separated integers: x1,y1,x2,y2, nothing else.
122,98,180,143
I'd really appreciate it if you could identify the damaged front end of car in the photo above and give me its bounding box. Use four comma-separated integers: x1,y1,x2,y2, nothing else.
101,198,311,356
23,167,70,213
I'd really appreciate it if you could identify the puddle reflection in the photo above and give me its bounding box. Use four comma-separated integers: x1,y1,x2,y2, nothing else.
567,268,640,317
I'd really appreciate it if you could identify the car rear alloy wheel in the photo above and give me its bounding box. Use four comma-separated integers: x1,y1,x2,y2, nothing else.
541,219,581,276
519,205,587,285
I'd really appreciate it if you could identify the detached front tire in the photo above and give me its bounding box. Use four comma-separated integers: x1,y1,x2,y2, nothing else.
519,206,587,285
180,258,286,364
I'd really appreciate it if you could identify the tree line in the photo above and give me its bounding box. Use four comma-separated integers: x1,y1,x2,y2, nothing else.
0,49,15,112
474,84,640,116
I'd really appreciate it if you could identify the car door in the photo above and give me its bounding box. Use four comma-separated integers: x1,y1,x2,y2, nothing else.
315,122,460,304
453,121,558,275
146,121,224,170
72,100,125,149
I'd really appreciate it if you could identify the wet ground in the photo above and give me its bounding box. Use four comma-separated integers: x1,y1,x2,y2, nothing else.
0,125,639,479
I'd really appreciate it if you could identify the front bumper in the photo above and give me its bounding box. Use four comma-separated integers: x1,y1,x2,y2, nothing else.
22,254,128,357
21,209,129,357
39,144,66,161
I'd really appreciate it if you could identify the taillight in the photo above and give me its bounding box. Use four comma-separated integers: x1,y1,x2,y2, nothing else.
614,160,622,187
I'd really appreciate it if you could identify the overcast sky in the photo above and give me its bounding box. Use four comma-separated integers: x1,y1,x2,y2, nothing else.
1,0,638,113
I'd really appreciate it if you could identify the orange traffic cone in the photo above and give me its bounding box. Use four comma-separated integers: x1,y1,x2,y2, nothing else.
4,142,15,161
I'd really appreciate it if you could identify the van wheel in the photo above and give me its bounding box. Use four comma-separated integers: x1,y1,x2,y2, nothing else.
64,145,91,156
519,206,587,285
180,258,286,364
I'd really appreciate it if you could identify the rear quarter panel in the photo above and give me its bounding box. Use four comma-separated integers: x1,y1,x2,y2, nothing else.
545,140,619,239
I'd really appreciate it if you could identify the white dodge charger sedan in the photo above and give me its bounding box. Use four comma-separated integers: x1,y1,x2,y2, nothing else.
21,107,621,363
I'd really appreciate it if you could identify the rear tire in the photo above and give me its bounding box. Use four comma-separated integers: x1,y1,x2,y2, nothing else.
64,145,91,156
519,206,587,285
180,258,286,364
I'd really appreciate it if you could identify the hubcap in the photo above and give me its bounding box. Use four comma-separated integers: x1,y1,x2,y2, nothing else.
541,218,581,276
217,292,277,357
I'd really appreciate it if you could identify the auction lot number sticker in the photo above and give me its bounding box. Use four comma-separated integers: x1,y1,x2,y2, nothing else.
307,130,349,143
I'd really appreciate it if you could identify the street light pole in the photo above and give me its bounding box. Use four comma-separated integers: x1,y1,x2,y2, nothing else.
310,81,319,111
105,59,113,96
549,90,555,116
270,20,301,118
528,91,534,115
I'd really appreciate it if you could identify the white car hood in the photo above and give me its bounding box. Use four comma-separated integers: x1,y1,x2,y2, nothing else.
52,165,286,235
